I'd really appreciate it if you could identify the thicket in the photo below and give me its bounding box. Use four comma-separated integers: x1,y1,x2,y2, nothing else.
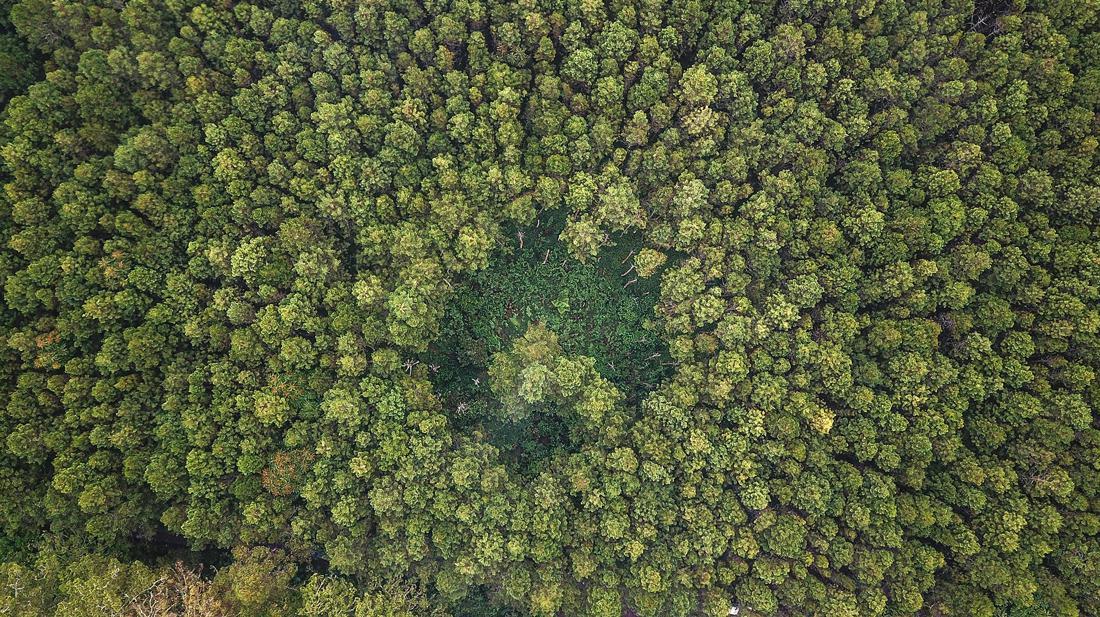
0,0,1097,616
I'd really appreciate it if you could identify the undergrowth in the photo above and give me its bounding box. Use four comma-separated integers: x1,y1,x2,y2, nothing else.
422,213,668,472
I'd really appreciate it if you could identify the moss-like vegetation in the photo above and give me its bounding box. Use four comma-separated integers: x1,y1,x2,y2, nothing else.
424,214,667,471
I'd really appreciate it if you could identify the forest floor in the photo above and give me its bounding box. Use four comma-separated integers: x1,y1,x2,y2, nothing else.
420,213,668,474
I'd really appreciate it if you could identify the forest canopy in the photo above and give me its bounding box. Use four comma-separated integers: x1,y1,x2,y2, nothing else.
0,0,1098,616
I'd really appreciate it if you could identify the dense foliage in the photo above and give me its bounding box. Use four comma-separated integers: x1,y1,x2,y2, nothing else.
1,0,1098,615
0,544,440,616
